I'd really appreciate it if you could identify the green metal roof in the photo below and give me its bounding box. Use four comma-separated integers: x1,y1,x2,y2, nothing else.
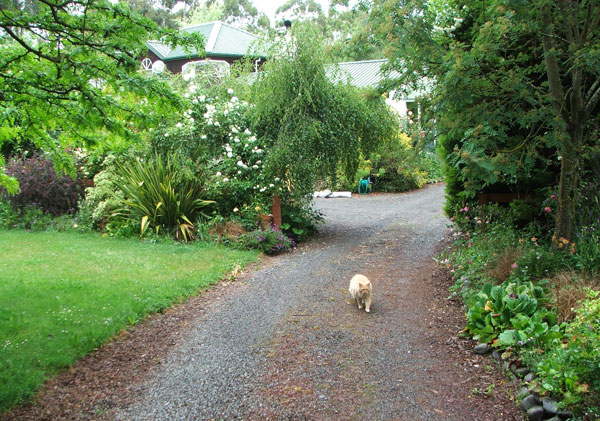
327,59,427,99
146,21,263,61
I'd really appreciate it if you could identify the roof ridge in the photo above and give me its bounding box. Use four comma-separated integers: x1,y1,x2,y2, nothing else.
181,21,217,31
205,21,222,52
337,59,388,65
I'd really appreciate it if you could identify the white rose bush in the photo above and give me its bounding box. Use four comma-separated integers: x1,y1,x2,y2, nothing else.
189,89,283,221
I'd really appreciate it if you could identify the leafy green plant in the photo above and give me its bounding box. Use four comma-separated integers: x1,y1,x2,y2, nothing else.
573,222,600,273
533,290,600,408
280,203,323,243
0,200,76,231
77,154,126,233
113,155,213,241
466,281,550,344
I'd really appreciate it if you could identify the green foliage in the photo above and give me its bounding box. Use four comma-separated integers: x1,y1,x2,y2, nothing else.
251,22,397,203
76,154,127,233
533,290,600,408
237,226,294,255
0,0,202,192
0,230,257,412
113,155,213,241
371,0,600,242
466,281,556,347
369,132,441,192
573,222,600,274
445,204,600,411
280,202,323,243
0,200,76,232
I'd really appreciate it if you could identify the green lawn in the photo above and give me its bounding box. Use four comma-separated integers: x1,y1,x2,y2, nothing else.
0,230,258,413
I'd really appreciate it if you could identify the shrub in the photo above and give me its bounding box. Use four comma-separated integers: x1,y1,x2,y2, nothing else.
573,221,600,274
192,90,283,217
113,155,214,241
280,202,323,243
238,225,294,255
1,153,82,216
77,154,126,232
533,290,600,409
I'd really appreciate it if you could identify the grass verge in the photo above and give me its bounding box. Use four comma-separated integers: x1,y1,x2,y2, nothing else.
0,230,258,413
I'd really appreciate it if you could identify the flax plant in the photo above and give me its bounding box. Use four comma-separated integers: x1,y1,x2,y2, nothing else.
114,155,213,241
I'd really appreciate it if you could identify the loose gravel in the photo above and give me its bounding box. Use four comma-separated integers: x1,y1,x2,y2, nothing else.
113,183,520,420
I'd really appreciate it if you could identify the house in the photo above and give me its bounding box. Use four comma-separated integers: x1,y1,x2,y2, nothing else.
327,59,425,118
142,21,266,75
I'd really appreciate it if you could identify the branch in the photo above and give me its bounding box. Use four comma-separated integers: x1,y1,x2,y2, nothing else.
0,24,59,63
586,82,600,114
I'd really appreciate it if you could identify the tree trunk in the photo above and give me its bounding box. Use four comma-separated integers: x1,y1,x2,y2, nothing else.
554,129,582,243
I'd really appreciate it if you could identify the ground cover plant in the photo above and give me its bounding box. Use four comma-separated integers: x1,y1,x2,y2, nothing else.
0,230,258,413
443,203,600,417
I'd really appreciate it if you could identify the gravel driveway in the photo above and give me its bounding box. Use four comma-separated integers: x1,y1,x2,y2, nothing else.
4,183,522,420
111,183,520,420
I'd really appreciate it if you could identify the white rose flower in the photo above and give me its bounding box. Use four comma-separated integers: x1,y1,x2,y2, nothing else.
199,95,206,101
227,88,234,95
237,160,244,166
214,121,220,127
269,184,274,188
244,128,252,135
176,122,183,128
201,134,207,139
223,177,229,182
275,177,280,181
253,165,259,169
234,137,240,143
233,207,239,212
216,172,222,176
192,99,198,104
227,152,233,158
164,132,169,137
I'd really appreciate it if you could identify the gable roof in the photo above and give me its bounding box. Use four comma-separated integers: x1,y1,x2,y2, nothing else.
147,21,264,61
327,59,428,100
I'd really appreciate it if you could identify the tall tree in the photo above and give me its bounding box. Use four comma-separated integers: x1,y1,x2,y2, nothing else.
539,0,600,242
371,0,600,241
127,0,181,29
0,0,202,191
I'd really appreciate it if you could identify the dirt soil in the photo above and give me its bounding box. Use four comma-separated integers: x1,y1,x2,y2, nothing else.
2,184,524,420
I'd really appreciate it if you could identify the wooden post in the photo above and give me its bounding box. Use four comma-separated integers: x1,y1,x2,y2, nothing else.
271,196,282,228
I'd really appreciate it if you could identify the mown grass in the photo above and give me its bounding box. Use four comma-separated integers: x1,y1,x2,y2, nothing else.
0,230,258,413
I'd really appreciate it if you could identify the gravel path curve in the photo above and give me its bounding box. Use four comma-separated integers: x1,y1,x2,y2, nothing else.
112,183,520,420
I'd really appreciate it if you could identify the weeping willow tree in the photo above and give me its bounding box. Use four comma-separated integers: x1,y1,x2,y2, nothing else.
251,22,396,203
